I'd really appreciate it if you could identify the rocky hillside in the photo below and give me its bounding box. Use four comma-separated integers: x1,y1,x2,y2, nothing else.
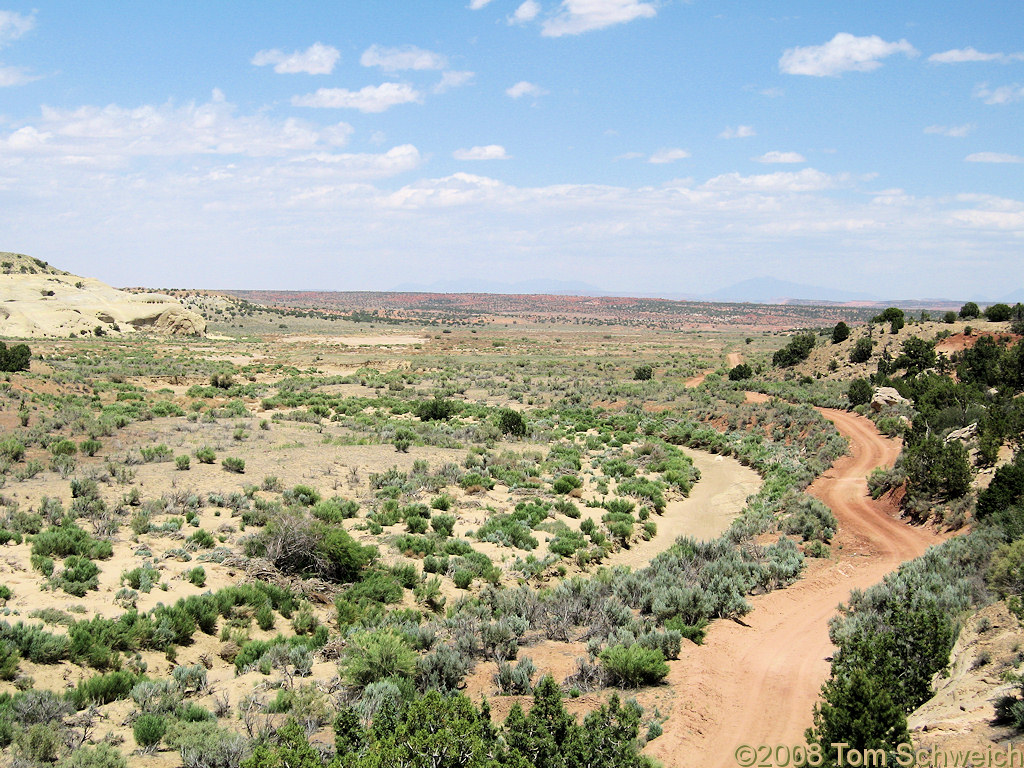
0,252,205,338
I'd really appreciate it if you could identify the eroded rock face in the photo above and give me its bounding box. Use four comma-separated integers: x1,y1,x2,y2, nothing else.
0,272,206,338
871,386,910,412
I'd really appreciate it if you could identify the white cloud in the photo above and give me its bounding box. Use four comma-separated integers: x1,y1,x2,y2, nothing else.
974,83,1024,105
0,93,361,167
541,0,657,37
510,1,541,24
924,124,973,138
292,83,422,112
468,0,494,8
719,125,756,139
252,43,340,75
289,145,423,179
703,168,842,193
0,64,39,87
360,45,448,72
648,148,690,164
965,152,1024,164
755,151,806,164
453,145,509,160
0,10,34,48
506,81,547,99
433,70,474,94
779,33,918,77
929,47,1024,64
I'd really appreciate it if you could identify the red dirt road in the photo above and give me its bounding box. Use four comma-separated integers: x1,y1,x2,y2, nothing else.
647,408,945,768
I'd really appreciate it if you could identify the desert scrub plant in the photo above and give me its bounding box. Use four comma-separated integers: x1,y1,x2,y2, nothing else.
187,529,215,549
140,444,173,463
186,567,206,587
175,455,190,471
31,522,113,561
133,713,167,750
599,644,668,688
338,630,416,690
494,656,536,694
52,555,101,597
221,456,245,473
193,446,216,465
121,565,160,593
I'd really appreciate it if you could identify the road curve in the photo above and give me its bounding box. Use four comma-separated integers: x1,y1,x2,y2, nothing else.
646,408,945,768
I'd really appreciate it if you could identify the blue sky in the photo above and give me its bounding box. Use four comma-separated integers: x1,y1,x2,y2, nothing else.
0,1,1021,300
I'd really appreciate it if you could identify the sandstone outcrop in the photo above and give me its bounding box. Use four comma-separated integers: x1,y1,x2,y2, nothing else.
0,252,205,338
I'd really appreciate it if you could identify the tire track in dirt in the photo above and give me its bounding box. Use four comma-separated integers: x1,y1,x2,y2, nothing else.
646,408,945,768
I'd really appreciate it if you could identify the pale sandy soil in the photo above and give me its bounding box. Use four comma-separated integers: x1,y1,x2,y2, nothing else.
646,409,946,768
278,335,428,346
602,449,761,569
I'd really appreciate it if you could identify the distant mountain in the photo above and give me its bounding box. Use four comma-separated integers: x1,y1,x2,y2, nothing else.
703,277,880,304
391,278,604,295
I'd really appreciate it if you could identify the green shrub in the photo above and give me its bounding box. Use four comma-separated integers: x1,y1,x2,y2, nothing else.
552,474,582,494
32,522,112,560
140,444,173,463
599,644,669,688
194,446,216,464
187,529,215,549
133,713,167,748
221,457,245,473
633,364,653,381
175,455,190,471
55,743,127,768
453,570,473,590
50,439,78,456
69,670,144,709
430,514,456,538
0,438,25,463
339,630,416,690
54,555,101,597
80,439,102,457
832,322,851,344
416,397,457,421
186,567,206,587
286,485,321,507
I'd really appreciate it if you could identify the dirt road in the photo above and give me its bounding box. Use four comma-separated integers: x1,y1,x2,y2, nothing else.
647,408,944,768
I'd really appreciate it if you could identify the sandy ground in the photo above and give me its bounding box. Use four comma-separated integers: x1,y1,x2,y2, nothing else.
279,334,428,346
646,408,946,768
603,449,761,569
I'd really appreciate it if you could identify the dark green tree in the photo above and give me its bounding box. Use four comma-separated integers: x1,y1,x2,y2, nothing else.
849,337,873,364
633,364,653,381
806,667,910,767
772,333,816,367
728,363,752,381
986,303,1013,322
0,342,30,372
847,379,873,407
832,321,851,344
498,408,527,437
959,301,980,319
